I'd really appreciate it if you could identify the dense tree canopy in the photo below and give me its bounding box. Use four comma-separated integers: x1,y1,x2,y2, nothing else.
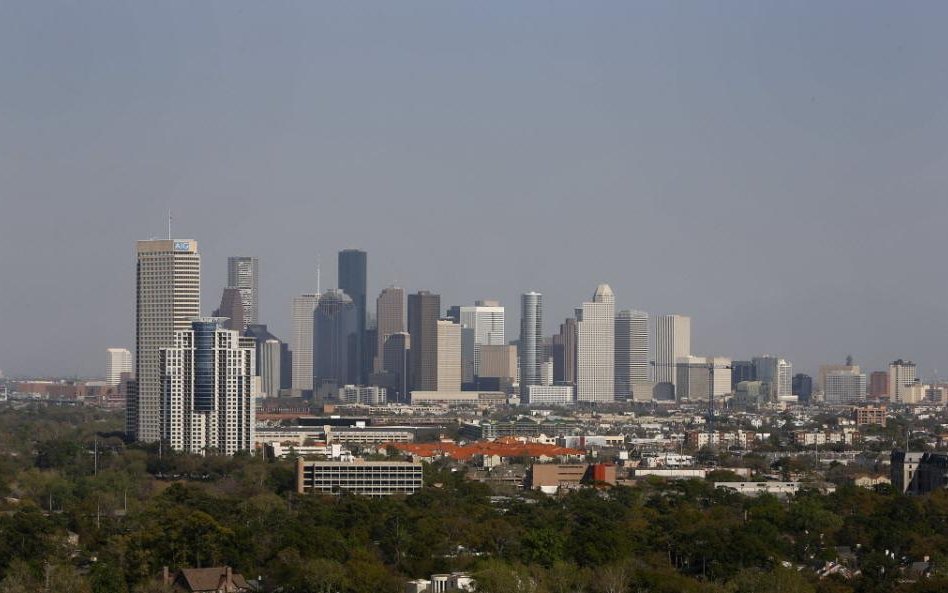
0,404,945,592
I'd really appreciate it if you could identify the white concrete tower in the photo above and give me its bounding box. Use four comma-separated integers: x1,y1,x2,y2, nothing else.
654,315,691,390
576,284,615,403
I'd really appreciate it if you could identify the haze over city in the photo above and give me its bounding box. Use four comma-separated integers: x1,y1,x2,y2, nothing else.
3,2,948,378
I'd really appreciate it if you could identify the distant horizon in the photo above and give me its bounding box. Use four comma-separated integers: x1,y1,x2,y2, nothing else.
3,2,948,378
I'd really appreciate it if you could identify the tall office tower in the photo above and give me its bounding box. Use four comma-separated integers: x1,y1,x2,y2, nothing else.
106,348,132,386
614,310,648,401
375,287,405,371
159,318,255,455
212,287,245,332
675,356,732,401
459,301,506,378
519,292,543,397
227,257,259,329
407,291,440,392
478,344,518,390
436,320,462,391
824,370,867,404
313,289,358,388
131,239,200,443
338,249,368,383
654,315,691,389
869,371,889,400
382,332,410,403
575,284,615,403
731,360,756,388
792,373,813,403
290,294,319,394
753,356,792,401
552,318,577,384
888,359,918,404
244,324,288,397
259,339,282,398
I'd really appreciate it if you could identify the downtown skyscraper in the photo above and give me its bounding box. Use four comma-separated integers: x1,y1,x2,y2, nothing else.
227,256,258,329
130,239,201,442
290,294,319,394
519,292,542,397
459,301,505,379
576,284,615,403
375,286,405,372
407,291,440,392
615,310,648,401
654,314,691,391
338,249,367,383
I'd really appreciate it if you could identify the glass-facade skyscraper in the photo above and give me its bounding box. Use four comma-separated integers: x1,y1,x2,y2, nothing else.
338,249,367,383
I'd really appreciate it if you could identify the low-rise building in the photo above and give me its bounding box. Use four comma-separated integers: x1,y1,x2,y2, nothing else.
296,458,424,497
853,406,887,427
529,463,616,492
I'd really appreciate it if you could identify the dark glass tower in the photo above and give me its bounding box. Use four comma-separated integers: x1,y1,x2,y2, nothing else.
313,289,358,388
338,249,367,383
407,291,440,392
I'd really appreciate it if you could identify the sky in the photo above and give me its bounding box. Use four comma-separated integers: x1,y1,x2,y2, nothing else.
2,2,948,379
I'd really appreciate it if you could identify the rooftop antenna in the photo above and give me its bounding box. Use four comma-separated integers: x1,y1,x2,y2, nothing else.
168,210,172,240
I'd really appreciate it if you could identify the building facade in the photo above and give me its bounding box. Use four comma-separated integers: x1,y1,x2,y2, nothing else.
338,250,367,383
408,291,441,392
106,348,132,386
615,310,648,401
159,318,255,455
888,360,918,404
313,289,358,389
212,287,244,332
436,320,462,392
226,256,259,328
519,292,543,397
375,287,405,372
290,294,319,394
654,315,691,390
296,459,424,496
131,239,201,443
459,301,505,379
824,370,867,404
576,284,615,403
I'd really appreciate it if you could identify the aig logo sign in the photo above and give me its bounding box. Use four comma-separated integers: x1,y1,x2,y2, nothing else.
174,241,191,251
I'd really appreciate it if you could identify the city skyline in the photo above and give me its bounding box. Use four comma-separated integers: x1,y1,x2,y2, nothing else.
4,3,948,378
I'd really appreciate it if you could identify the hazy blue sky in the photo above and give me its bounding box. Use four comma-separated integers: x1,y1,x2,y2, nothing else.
3,2,948,379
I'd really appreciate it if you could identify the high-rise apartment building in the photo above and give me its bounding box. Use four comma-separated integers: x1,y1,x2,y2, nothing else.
654,315,691,390
159,318,255,455
824,370,867,404
313,289,358,388
519,292,543,397
212,287,245,332
888,359,918,404
576,284,615,403
131,239,201,443
338,250,367,383
459,301,505,378
615,310,648,401
227,256,259,328
290,294,319,394
436,320,462,392
552,318,577,384
106,348,132,386
408,291,440,392
375,287,405,372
